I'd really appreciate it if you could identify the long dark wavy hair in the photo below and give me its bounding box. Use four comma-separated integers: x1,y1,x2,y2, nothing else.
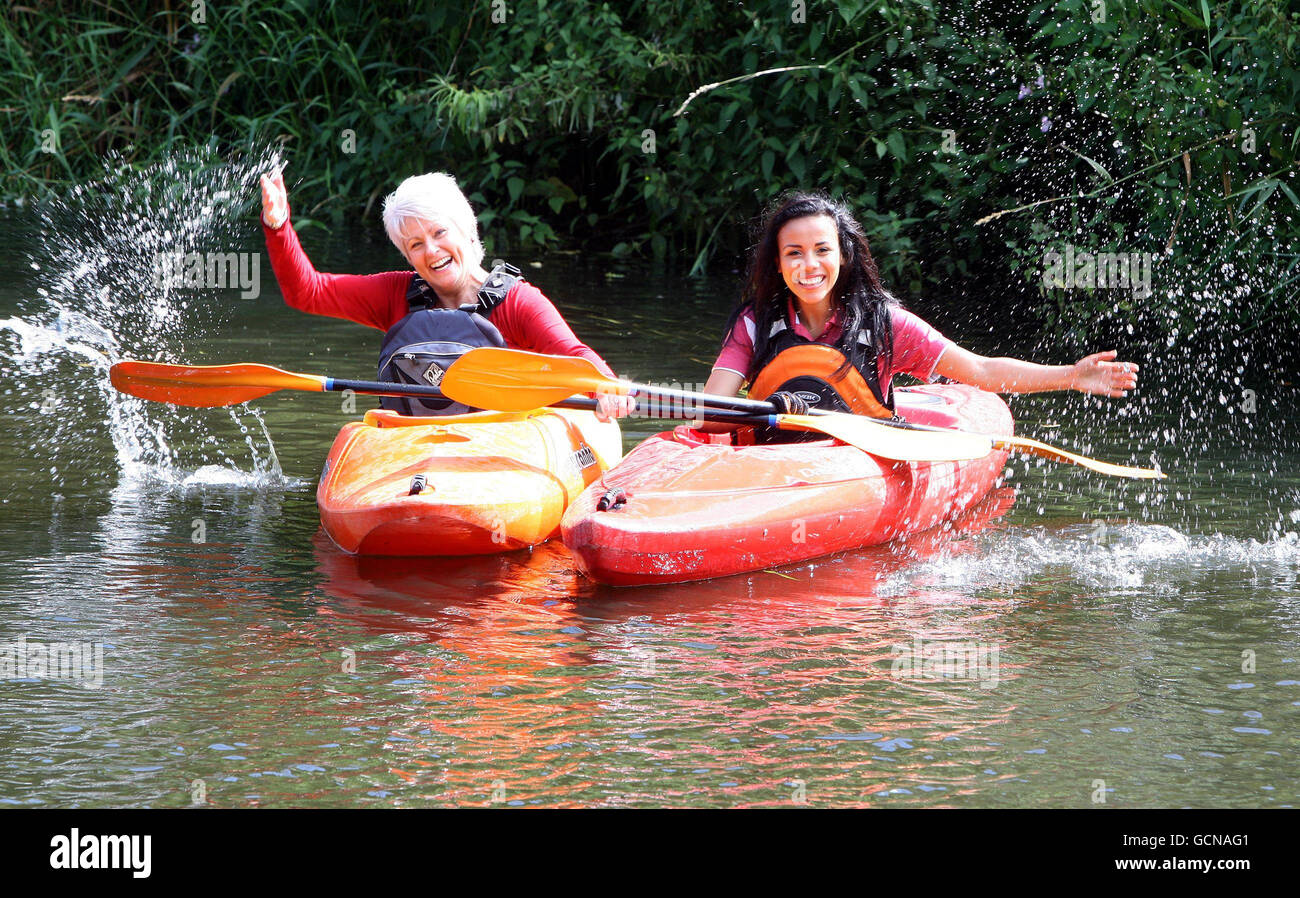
725,192,897,382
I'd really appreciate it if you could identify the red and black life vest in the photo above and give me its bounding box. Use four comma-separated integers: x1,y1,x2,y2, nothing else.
376,262,521,416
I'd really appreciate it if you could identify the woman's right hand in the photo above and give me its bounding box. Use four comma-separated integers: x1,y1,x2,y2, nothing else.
595,391,636,422
260,169,289,229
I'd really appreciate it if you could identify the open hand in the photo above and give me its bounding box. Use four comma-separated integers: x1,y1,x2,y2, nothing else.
1071,350,1138,397
260,169,289,229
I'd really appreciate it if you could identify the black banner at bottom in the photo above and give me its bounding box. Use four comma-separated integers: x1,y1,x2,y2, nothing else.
0,807,1283,885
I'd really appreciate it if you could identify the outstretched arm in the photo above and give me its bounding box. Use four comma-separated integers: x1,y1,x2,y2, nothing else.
935,346,1138,397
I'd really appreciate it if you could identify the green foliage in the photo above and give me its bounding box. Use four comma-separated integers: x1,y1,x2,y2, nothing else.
999,0,1300,340
1,0,1298,338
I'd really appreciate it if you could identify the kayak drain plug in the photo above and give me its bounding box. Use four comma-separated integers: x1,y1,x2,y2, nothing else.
597,487,627,511
409,474,427,496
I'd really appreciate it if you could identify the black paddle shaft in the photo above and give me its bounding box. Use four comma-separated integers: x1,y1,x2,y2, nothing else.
331,377,931,435
628,382,935,433
325,378,774,426
626,382,777,416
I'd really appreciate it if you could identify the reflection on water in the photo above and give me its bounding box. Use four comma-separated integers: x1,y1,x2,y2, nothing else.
10,476,1293,809
1,424,1297,807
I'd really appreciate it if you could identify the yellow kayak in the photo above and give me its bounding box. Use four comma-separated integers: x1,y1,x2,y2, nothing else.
318,407,622,555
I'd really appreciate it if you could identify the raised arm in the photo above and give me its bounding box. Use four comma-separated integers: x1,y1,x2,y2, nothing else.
259,171,408,331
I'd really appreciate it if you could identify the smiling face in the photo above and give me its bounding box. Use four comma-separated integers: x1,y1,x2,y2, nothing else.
776,214,841,308
399,216,474,294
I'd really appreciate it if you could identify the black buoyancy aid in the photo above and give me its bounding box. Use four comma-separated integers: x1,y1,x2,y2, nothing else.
747,316,895,419
376,262,521,416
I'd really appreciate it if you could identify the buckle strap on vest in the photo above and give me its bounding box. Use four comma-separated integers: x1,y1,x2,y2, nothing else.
405,261,523,314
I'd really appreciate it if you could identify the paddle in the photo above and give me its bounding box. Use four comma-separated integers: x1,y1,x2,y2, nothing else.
110,360,465,408
105,359,832,431
107,359,988,462
440,347,1166,479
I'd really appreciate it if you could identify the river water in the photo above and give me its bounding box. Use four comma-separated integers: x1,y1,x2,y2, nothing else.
1,171,1297,808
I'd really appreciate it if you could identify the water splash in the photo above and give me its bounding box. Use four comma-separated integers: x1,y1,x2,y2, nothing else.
1,146,296,491
883,522,1300,598
919,1,1298,482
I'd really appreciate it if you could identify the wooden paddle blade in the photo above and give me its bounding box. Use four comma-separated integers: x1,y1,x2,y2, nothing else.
441,347,625,411
110,361,327,407
997,436,1166,480
777,413,994,462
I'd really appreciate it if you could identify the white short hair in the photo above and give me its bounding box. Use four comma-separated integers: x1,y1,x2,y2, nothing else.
382,172,484,266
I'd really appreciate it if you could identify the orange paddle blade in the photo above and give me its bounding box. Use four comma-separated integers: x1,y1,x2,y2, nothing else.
996,435,1166,480
441,347,625,411
110,361,327,407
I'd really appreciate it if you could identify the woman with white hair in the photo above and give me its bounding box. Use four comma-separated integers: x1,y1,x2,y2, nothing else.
260,169,629,419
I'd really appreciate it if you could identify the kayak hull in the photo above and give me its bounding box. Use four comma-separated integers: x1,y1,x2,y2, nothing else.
560,384,1012,585
318,408,622,555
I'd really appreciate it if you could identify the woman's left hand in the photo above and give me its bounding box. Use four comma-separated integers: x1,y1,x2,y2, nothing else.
595,391,637,422
1071,350,1139,397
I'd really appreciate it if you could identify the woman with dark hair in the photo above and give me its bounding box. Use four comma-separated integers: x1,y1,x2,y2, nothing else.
702,192,1138,434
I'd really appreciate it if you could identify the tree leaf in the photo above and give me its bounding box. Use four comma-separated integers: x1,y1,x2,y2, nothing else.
1071,148,1115,185
886,130,906,162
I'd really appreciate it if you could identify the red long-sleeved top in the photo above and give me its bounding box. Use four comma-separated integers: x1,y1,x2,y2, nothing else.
262,220,613,375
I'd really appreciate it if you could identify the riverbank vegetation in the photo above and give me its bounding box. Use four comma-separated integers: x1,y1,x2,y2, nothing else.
2,0,1297,342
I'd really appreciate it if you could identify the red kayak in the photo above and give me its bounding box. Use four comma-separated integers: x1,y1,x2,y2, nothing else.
560,384,1013,586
